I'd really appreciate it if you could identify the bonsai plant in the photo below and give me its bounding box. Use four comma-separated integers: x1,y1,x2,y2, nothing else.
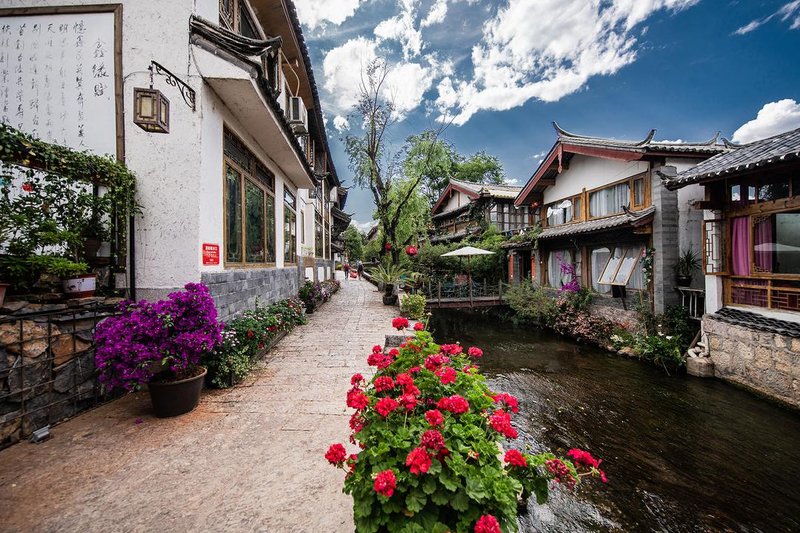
94,283,223,417
674,249,701,287
369,263,409,305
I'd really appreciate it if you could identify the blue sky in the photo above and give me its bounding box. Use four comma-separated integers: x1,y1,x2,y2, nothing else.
294,0,800,226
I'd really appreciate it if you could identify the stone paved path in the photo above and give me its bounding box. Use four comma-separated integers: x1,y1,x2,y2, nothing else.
0,277,393,533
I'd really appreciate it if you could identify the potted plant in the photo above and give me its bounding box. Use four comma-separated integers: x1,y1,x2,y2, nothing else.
94,283,222,417
369,263,409,305
298,280,321,313
674,249,701,287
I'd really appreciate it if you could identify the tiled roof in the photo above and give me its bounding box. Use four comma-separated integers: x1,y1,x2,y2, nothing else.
537,206,655,240
710,307,800,338
553,122,729,155
432,203,470,220
449,179,522,200
664,127,800,190
430,228,474,243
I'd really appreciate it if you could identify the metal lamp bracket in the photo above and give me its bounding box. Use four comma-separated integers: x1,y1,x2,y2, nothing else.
149,61,196,111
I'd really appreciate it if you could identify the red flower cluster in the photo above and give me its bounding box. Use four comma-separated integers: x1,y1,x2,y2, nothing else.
374,376,395,392
425,409,444,426
325,443,347,466
567,448,600,469
420,429,446,451
392,316,409,330
435,366,457,385
413,322,425,331
492,392,519,413
385,242,393,251
438,395,469,415
350,373,364,386
440,343,463,355
21,182,34,192
367,345,394,369
467,346,483,358
424,353,450,372
406,446,432,475
488,409,518,439
546,458,577,489
504,449,527,468
409,366,421,374
373,469,397,497
347,389,369,411
349,413,365,434
474,514,501,533
375,397,400,417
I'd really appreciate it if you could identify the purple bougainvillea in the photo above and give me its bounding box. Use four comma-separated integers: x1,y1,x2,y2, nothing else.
94,283,223,391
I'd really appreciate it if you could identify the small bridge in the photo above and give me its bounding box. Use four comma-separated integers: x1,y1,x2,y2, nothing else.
419,281,506,308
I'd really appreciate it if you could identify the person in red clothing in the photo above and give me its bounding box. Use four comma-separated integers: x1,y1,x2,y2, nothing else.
343,261,350,281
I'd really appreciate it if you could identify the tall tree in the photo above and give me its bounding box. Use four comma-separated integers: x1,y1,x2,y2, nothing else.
454,151,504,185
342,223,365,262
344,60,445,264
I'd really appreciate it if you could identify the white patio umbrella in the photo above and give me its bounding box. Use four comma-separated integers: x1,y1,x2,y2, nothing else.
441,246,495,304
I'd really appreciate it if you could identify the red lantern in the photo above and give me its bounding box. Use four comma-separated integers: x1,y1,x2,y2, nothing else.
406,245,418,256
22,182,34,192
384,242,393,251
531,201,539,208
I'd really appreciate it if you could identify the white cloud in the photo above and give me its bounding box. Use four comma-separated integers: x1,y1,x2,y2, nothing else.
294,0,366,30
732,99,800,143
421,0,449,27
383,62,434,117
733,1,800,35
333,115,350,133
374,0,424,60
434,0,698,125
352,219,378,233
322,37,378,112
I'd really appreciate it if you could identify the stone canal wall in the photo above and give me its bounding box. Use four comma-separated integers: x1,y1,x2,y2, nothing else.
703,316,800,408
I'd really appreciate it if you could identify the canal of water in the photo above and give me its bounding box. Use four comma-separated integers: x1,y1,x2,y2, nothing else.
429,309,800,533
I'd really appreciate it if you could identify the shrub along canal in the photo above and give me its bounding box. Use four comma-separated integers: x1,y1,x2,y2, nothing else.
429,308,800,532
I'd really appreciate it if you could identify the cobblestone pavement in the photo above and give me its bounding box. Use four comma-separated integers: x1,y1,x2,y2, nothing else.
0,277,393,533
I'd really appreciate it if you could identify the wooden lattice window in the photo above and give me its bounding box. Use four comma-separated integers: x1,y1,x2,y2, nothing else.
703,219,727,275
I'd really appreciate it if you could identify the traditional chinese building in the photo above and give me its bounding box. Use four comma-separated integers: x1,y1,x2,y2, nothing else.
664,127,800,407
0,0,345,318
512,122,727,320
430,179,525,243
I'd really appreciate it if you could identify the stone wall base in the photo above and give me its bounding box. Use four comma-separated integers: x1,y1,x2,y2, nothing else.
703,316,800,408
202,266,302,321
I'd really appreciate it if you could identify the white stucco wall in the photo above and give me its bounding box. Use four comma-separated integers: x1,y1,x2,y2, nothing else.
441,190,469,213
542,155,649,203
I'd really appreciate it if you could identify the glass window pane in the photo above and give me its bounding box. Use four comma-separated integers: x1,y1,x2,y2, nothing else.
591,247,611,294
755,211,800,274
627,253,645,290
245,180,265,263
599,247,624,284
266,194,275,263
225,166,242,263
239,4,258,38
589,183,630,217
573,196,581,221
285,208,296,263
634,178,645,206
613,247,643,285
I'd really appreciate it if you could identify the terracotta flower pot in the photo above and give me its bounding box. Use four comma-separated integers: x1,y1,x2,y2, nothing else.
148,367,207,418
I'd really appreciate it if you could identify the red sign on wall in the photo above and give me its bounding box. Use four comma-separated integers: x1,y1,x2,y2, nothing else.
202,243,220,265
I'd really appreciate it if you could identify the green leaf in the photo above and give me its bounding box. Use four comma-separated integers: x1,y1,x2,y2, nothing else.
405,490,427,513
422,476,437,495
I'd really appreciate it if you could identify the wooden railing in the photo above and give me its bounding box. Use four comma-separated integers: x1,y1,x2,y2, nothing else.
420,280,505,307
726,276,800,313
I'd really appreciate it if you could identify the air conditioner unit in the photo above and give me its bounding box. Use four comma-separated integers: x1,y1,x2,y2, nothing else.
288,96,308,134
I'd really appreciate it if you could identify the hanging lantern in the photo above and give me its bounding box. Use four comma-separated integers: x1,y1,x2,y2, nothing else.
405,245,418,256
133,87,170,133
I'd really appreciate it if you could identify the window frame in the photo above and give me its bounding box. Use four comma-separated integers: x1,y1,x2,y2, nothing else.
596,245,645,288
284,186,298,264
222,129,276,268
219,0,264,39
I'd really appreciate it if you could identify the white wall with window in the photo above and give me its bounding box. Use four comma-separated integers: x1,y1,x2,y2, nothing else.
543,155,649,204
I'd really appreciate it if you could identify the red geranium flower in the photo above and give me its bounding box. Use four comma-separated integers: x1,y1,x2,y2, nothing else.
436,366,457,385
420,429,445,451
492,392,519,413
438,395,469,415
488,409,518,439
346,389,369,411
372,345,383,353
440,343,463,355
373,376,395,392
375,397,400,417
395,372,414,389
373,469,397,497
546,458,577,489
425,409,444,426
325,443,347,466
474,514,501,533
409,366,421,374
21,182,34,192
406,446,432,475
388,348,400,357
399,393,418,411
467,346,483,358
413,322,424,331
424,353,450,372
350,373,364,386
392,317,409,330
504,449,527,468
385,242,393,251
567,448,601,469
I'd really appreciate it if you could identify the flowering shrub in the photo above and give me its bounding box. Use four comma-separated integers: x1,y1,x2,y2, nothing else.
94,283,222,391
326,322,605,532
400,294,427,320
203,298,307,388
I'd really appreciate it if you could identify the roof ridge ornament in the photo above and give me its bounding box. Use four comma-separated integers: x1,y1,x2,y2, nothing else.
721,138,739,149
703,131,721,145
635,129,657,146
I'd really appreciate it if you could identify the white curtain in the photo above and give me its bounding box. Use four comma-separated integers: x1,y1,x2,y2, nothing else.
589,183,630,217
591,247,611,294
548,249,573,287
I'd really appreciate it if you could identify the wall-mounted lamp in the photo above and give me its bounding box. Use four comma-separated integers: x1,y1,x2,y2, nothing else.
133,87,170,133
133,61,196,134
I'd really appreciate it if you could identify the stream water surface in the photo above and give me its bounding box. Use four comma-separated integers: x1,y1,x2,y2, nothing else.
429,309,800,533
